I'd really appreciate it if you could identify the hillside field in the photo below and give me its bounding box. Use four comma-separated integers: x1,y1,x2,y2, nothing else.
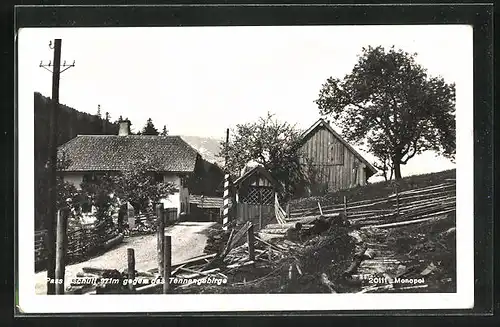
291,169,456,210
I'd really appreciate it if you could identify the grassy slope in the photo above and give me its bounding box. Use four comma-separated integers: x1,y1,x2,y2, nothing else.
291,169,456,210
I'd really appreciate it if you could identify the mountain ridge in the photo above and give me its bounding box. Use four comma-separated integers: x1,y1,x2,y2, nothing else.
180,135,225,166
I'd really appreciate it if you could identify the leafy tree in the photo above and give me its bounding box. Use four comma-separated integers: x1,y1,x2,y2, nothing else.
111,157,177,213
315,46,456,180
219,112,305,199
79,173,117,225
141,118,160,136
77,157,177,224
55,153,79,210
161,125,168,136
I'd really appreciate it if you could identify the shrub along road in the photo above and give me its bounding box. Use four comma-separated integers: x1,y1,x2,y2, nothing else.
34,221,216,295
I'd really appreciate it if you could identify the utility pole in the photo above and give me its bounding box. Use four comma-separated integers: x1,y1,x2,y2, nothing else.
40,39,75,294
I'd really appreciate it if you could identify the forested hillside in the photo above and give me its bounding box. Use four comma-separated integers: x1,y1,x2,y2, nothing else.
34,92,119,229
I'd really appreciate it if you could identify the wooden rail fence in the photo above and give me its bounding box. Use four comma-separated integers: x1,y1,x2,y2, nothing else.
35,215,123,269
286,182,456,228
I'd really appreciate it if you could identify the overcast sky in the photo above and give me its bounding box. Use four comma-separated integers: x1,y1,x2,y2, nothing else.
18,25,472,180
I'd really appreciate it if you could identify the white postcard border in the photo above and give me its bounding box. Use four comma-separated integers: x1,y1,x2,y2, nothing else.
17,25,474,313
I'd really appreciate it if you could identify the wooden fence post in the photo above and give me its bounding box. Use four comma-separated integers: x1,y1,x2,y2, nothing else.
247,224,255,261
127,248,135,293
395,183,400,216
286,203,290,218
156,203,165,276
55,208,69,295
288,264,296,283
127,202,135,229
343,196,347,218
259,203,263,230
163,235,171,294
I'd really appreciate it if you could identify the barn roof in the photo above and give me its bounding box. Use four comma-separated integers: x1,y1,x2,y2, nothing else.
233,165,279,188
57,135,199,172
300,118,378,176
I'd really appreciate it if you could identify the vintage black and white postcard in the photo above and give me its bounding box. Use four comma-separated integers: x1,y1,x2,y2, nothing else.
17,24,474,313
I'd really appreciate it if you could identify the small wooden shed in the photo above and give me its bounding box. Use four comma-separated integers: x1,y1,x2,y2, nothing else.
299,118,378,195
233,166,279,230
189,194,233,222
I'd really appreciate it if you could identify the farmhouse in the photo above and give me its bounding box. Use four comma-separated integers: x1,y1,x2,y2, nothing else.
299,118,378,195
57,119,223,217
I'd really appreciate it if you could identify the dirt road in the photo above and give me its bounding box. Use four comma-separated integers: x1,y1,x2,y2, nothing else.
35,221,216,295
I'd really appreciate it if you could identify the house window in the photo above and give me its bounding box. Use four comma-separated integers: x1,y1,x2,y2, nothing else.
81,200,92,213
153,173,163,184
82,173,97,183
241,186,274,205
179,175,189,188
83,172,108,183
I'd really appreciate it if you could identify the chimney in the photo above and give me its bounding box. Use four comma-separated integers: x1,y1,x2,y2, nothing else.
118,119,131,136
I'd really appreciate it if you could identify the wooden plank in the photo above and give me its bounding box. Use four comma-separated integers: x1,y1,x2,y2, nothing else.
163,235,171,294
396,190,456,201
287,213,340,224
226,260,255,269
247,224,255,261
103,233,123,250
290,197,391,216
156,203,165,276
290,184,454,217
178,267,218,277
148,253,217,273
178,268,221,279
318,201,323,215
393,183,455,197
361,209,454,229
397,195,456,209
55,208,69,295
171,264,187,276
127,248,135,292
226,221,252,252
399,199,456,214
348,213,397,223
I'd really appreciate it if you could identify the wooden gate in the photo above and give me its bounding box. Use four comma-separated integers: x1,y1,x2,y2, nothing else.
236,185,274,230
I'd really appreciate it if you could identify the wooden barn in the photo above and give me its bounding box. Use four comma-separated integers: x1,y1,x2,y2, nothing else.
298,118,378,195
233,166,280,230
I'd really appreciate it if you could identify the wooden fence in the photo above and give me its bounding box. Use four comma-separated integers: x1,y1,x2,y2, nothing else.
35,218,120,269
236,203,274,231
35,229,48,269
135,208,177,225
286,182,456,228
35,207,181,269
274,194,287,225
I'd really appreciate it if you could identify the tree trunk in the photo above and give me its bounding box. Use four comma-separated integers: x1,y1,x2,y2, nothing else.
392,151,403,180
394,162,402,180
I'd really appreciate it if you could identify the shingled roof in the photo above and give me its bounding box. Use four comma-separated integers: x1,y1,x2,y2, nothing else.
58,135,199,172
